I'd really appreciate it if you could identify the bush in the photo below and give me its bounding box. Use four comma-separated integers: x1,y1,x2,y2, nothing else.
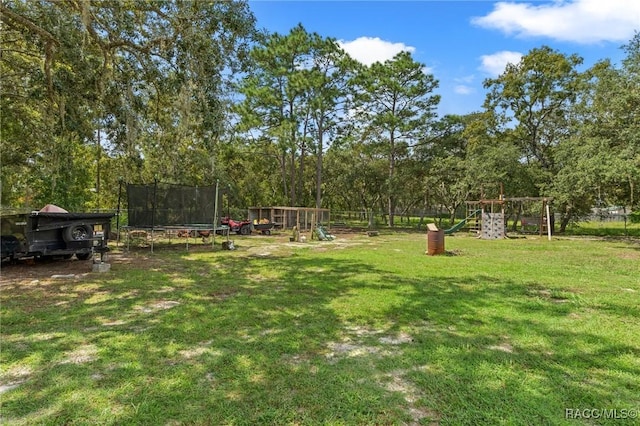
629,210,640,223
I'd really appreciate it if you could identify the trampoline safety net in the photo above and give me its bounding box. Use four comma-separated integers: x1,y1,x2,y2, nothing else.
127,183,219,227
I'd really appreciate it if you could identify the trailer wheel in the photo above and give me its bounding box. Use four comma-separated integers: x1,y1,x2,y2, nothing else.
63,224,93,242
76,252,93,261
263,230,271,235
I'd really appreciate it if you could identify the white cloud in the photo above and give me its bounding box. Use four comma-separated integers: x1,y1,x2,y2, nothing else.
455,75,476,84
454,85,474,95
479,51,523,76
472,0,640,44
338,37,416,66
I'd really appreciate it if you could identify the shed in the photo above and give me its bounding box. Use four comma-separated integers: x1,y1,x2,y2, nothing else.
247,207,330,232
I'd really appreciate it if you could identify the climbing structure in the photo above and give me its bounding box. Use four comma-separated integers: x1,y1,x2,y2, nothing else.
465,197,554,239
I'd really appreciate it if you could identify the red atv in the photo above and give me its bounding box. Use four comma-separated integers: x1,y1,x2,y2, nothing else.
220,217,275,235
221,217,252,235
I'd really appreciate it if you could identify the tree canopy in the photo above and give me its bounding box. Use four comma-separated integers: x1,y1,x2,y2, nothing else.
1,2,638,227
1,0,257,209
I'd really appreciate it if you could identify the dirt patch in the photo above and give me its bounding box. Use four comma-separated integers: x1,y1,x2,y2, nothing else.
1,258,91,287
135,300,180,313
0,229,374,285
0,365,32,394
178,343,223,360
379,370,441,425
59,344,98,365
618,252,640,260
487,342,514,353
325,326,414,362
379,332,413,345
0,252,164,287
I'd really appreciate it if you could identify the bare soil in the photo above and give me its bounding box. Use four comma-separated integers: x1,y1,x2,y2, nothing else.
0,228,370,286
0,257,98,285
0,252,145,286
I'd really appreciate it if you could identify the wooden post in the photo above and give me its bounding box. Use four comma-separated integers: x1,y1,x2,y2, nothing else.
310,213,315,240
116,178,123,247
539,201,545,237
546,201,552,241
212,180,219,249
151,179,157,254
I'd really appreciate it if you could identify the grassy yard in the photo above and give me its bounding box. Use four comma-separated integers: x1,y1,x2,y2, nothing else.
1,232,639,425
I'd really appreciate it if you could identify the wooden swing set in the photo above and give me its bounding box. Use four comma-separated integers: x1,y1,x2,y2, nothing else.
464,196,554,240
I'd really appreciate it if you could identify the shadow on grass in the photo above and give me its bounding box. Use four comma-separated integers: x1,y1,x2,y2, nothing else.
383,274,640,424
2,252,410,424
1,247,639,425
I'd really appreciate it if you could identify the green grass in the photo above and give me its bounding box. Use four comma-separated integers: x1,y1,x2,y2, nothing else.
1,232,639,425
565,220,640,237
334,216,640,238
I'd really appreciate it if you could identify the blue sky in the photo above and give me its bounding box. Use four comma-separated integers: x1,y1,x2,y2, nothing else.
249,0,639,116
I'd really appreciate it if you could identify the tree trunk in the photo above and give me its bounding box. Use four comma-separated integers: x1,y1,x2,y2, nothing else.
559,206,571,233
288,100,297,207
388,135,396,227
512,203,522,232
289,149,296,206
298,118,309,206
280,150,288,203
298,143,305,205
316,118,324,209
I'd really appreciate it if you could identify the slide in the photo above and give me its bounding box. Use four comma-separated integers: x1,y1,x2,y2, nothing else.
444,209,482,235
315,225,335,241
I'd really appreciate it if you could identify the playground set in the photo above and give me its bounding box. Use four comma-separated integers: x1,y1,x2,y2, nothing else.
442,196,554,240
426,195,554,255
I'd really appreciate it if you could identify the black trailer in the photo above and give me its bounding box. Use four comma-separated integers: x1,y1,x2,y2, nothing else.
253,222,275,235
1,211,114,262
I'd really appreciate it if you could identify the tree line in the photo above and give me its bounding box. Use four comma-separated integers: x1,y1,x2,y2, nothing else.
1,1,638,230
